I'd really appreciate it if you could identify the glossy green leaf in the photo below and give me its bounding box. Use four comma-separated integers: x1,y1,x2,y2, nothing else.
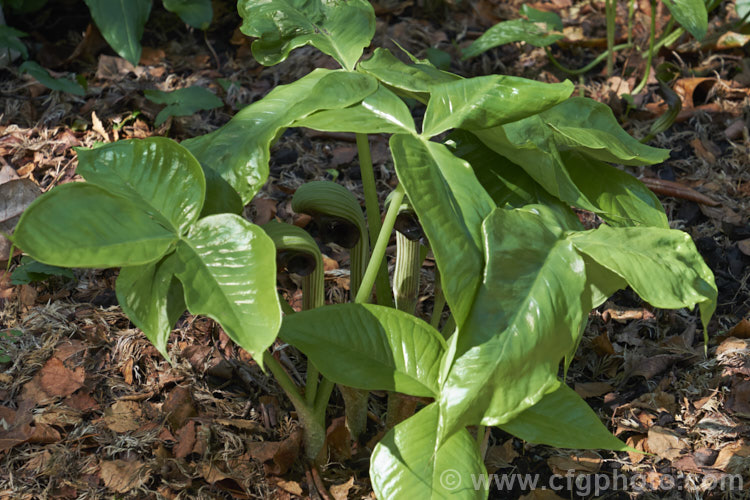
570,224,717,333
10,256,74,285
163,0,213,29
390,134,495,330
473,97,668,213
280,303,445,397
294,85,416,134
144,86,223,127
19,61,84,96
461,19,564,60
76,137,206,234
439,205,588,439
447,130,546,208
183,69,377,204
422,76,573,137
371,404,487,500
539,98,669,166
117,253,186,359
199,165,244,217
84,0,151,66
562,151,668,228
662,0,708,40
520,5,563,30
173,214,281,369
238,0,375,70
14,183,176,268
739,0,750,20
358,48,460,97
500,384,634,451
0,25,28,60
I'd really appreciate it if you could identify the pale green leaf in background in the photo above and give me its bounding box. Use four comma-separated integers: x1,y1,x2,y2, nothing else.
144,86,223,127
462,18,564,60
279,303,446,397
19,61,84,96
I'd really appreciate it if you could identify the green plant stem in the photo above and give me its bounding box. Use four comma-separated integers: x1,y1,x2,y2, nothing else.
264,350,325,462
303,267,325,406
356,133,394,307
314,377,336,421
631,0,657,95
355,186,405,304
545,43,632,75
605,0,616,76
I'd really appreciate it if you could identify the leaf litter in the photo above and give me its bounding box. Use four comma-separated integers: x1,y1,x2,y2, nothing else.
1,0,750,498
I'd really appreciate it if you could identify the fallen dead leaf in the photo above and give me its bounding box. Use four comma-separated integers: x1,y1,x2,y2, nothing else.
485,439,519,472
626,434,648,463
247,428,302,475
162,385,197,431
713,441,750,473
591,333,615,356
729,319,750,338
39,357,85,398
100,460,151,493
326,416,352,461
726,379,750,418
103,400,143,433
173,420,196,459
547,451,601,475
646,426,688,461
574,382,614,399
0,178,41,261
330,476,355,500
274,478,304,496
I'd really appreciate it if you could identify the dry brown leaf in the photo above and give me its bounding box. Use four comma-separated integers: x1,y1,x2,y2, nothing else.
726,379,750,418
574,382,614,399
39,357,85,398
0,178,41,260
247,428,302,475
547,451,601,475
591,333,615,356
485,439,519,472
330,476,355,500
173,420,196,459
729,319,750,338
713,441,750,473
646,426,687,461
103,401,143,433
162,385,197,431
274,478,304,496
626,434,648,463
326,416,352,461
251,197,277,225
91,111,109,141
714,31,750,49
100,460,150,493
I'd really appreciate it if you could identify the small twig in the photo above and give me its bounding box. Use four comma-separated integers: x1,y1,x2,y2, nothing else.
310,465,332,500
640,177,720,206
